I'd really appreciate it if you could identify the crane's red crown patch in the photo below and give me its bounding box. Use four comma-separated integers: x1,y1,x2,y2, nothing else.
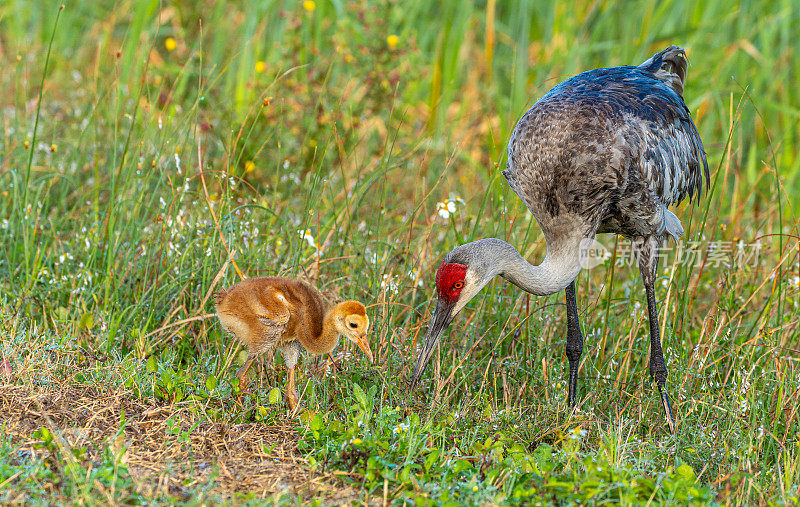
436,263,467,303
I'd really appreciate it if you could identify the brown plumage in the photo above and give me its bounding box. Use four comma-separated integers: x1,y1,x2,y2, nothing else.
214,277,373,409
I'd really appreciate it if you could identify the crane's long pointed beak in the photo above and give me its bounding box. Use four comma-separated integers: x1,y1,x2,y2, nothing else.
353,334,374,363
410,299,456,389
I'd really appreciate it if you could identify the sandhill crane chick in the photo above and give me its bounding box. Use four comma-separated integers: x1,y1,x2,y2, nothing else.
214,277,373,409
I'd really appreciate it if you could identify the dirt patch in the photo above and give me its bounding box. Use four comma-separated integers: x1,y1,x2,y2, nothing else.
0,382,357,502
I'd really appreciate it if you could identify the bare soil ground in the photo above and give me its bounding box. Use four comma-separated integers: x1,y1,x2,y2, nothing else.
0,383,357,503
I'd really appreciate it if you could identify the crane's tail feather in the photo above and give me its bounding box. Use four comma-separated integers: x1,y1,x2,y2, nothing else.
663,208,684,242
638,45,688,96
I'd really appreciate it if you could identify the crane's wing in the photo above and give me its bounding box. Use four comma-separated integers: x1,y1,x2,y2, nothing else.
632,46,709,205
255,290,291,347
215,285,291,354
624,95,708,205
503,45,708,232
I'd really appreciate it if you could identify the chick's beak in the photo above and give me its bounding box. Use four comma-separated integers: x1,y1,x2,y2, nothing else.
410,298,456,389
353,333,374,363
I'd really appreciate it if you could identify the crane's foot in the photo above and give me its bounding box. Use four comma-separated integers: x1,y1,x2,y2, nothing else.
657,383,676,434
312,354,341,378
327,354,342,374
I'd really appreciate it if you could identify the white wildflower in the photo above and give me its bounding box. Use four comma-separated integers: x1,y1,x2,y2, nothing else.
436,199,457,219
393,422,410,435
299,229,317,249
381,274,399,295
569,427,587,440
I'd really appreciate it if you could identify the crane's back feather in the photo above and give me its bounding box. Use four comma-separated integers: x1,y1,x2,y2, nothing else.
503,45,707,241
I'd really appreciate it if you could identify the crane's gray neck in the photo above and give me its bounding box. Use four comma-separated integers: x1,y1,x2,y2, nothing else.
499,240,582,296
450,238,584,298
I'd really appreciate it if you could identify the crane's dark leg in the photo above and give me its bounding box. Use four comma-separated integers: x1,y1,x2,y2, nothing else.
565,280,584,407
636,237,676,434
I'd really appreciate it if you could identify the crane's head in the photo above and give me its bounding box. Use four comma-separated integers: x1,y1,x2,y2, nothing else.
637,45,688,96
333,301,374,362
410,240,505,389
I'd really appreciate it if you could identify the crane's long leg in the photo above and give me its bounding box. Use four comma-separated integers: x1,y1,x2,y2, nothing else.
636,238,676,433
566,280,584,407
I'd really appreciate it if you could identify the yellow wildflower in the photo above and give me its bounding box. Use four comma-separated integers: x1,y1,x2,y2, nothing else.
255,61,266,73
245,161,256,173
386,34,399,49
303,0,316,11
165,37,177,52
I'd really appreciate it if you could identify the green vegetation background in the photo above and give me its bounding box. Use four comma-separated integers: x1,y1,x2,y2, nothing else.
1,0,799,504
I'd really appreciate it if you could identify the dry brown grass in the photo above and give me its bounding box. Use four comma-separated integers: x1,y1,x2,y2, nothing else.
0,382,358,503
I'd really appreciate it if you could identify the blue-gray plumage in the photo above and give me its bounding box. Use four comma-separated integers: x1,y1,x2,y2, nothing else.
411,46,707,434
504,45,707,243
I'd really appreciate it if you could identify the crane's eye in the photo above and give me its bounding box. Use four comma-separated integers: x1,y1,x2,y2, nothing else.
452,281,464,290
349,322,358,329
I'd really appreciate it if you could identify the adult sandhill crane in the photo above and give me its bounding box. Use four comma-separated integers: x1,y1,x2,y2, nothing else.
410,46,707,433
215,277,373,409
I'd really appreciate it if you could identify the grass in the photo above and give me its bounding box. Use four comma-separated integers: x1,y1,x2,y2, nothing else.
1,0,799,504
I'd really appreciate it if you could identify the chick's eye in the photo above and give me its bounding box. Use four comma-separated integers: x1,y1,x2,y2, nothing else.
452,281,464,290
349,322,358,329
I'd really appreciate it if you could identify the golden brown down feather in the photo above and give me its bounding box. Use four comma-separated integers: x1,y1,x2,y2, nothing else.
215,278,323,353
214,277,373,410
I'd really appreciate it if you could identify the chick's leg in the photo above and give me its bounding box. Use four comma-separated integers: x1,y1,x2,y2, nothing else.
286,366,299,410
236,353,258,394
262,348,276,384
279,342,301,411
